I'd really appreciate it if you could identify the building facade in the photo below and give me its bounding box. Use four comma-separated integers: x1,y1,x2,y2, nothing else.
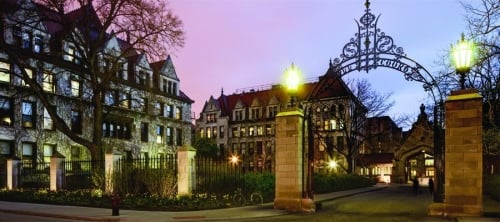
195,66,366,173
0,1,193,164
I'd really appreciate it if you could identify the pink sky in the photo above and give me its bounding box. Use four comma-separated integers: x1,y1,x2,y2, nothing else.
167,0,469,126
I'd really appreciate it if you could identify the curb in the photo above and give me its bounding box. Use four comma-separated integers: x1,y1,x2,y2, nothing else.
0,208,120,222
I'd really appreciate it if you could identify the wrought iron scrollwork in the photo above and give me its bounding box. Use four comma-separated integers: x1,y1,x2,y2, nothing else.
329,0,442,104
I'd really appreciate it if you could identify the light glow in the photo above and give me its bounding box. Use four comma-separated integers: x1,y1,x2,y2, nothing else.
283,63,302,93
451,33,475,74
229,155,239,165
327,160,338,169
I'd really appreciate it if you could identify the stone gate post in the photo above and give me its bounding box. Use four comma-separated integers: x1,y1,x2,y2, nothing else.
105,152,121,194
6,157,20,190
274,108,314,212
177,145,196,196
50,152,65,191
430,89,483,217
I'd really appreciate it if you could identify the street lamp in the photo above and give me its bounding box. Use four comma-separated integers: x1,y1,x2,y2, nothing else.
451,33,476,89
229,154,240,166
283,63,302,107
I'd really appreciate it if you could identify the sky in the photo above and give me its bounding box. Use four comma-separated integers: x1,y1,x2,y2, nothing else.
167,0,472,127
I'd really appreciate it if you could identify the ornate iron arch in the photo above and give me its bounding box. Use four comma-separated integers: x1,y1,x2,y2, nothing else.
325,0,442,103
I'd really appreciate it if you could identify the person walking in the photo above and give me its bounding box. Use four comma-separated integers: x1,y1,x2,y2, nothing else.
428,178,434,195
412,177,419,195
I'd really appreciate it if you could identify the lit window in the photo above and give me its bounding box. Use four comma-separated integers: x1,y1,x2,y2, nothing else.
119,93,131,109
213,126,217,138
206,127,212,138
21,68,33,86
249,126,255,136
0,97,13,126
0,61,11,83
257,126,264,136
43,107,54,130
156,125,164,144
70,79,81,97
42,71,55,93
175,106,182,120
22,101,35,128
43,144,55,163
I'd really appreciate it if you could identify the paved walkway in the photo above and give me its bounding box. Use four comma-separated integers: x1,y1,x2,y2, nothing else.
0,184,498,222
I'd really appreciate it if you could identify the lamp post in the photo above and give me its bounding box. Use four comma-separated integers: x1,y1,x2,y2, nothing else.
283,63,302,107
283,63,313,200
451,33,476,89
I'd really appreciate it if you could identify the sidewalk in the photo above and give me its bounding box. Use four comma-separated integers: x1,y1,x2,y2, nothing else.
0,185,387,222
0,184,498,222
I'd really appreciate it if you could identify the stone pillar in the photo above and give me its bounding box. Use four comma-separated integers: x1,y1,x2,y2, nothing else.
105,152,121,194
6,158,20,190
274,108,314,212
429,89,483,217
177,145,196,196
50,152,65,191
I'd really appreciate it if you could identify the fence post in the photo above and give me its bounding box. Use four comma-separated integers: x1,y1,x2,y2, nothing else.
177,145,196,196
50,152,65,191
105,152,121,194
6,157,20,190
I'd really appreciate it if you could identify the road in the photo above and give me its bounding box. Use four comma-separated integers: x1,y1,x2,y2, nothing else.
242,185,455,222
0,211,83,222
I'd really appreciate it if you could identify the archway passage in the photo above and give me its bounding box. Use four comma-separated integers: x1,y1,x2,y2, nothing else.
305,0,443,182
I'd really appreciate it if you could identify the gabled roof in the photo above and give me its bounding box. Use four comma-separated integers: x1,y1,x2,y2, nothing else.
150,56,179,80
357,153,394,166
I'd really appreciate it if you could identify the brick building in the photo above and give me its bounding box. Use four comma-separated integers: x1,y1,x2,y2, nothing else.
0,1,193,164
195,66,366,172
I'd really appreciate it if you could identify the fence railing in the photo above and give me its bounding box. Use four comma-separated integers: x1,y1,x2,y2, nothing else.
195,156,245,195
112,156,177,196
62,160,101,190
19,161,50,189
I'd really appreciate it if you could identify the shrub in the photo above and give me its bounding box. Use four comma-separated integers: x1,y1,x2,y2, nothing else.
484,175,500,201
313,173,375,194
240,172,275,202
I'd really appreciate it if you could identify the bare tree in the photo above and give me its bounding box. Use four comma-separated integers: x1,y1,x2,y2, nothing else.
463,0,499,154
0,0,184,167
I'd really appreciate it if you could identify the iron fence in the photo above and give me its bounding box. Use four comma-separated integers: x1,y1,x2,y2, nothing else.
195,156,245,195
62,160,101,190
19,161,50,189
113,156,177,196
0,158,6,188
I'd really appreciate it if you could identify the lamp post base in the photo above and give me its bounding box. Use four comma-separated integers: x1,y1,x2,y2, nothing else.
274,197,315,213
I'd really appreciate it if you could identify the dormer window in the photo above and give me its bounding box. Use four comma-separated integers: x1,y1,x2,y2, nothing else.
250,108,260,120
234,109,243,121
267,106,278,118
33,35,43,53
207,113,217,123
136,70,148,86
